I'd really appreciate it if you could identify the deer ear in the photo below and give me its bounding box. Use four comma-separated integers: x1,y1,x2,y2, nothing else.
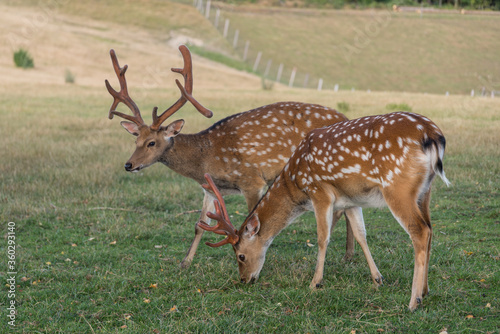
163,119,185,138
244,214,260,237
120,121,140,136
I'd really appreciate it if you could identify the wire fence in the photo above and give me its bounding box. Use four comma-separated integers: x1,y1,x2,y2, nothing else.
192,0,497,97
193,0,334,91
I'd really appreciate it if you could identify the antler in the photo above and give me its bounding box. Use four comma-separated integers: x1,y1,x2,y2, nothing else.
105,49,145,126
151,45,213,131
196,174,239,247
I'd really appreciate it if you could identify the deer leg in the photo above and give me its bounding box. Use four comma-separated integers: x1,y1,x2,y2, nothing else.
418,187,433,297
180,190,215,268
310,200,335,289
242,182,267,212
344,207,383,287
384,189,431,311
343,211,355,261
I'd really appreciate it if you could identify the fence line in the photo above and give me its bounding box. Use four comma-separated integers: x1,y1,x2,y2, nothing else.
192,0,495,97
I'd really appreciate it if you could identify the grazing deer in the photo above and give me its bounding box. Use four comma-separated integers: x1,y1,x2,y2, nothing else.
198,112,450,310
105,45,366,269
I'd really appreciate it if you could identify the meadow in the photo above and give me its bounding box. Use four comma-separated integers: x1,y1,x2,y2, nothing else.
1,1,499,333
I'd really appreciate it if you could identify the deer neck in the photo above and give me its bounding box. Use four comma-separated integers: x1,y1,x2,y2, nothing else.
158,132,211,182
252,173,309,243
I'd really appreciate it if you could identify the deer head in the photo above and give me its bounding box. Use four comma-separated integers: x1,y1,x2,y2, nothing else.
105,45,213,172
197,174,268,283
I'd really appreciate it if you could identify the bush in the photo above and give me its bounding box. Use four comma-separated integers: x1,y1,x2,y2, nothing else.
261,76,274,90
337,101,350,113
13,48,34,69
386,103,412,112
65,69,75,84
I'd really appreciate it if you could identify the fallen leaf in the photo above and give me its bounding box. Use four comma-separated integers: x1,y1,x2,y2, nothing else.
439,331,448,334
46,262,51,265
154,245,162,249
120,325,127,329
143,298,151,303
465,314,474,319
110,240,117,245
88,237,95,241
124,314,131,320
485,303,491,308
307,243,314,247
71,243,77,247
169,305,178,312
149,283,158,289
20,277,29,282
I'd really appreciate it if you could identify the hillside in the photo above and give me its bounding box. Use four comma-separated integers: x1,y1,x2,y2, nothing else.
4,1,500,95
213,4,500,94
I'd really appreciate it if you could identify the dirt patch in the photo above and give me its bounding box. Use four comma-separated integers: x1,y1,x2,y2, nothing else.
0,4,261,91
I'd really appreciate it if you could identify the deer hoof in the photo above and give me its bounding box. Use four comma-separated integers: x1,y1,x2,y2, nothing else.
179,260,191,269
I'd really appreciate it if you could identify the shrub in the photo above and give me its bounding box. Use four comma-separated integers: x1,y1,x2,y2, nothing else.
337,101,350,113
13,49,34,68
65,69,75,84
386,103,412,112
261,76,274,90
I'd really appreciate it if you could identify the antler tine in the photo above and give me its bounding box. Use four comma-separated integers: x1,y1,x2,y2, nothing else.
196,174,239,247
151,45,213,131
105,49,145,126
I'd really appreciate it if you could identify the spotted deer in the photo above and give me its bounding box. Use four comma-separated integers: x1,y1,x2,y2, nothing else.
105,45,367,268
199,112,450,310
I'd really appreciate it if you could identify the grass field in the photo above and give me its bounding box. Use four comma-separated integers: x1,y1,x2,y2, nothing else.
215,4,500,94
1,1,499,333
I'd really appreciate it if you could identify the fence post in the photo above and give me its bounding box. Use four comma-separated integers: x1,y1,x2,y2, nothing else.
303,73,309,88
317,78,323,91
253,51,262,72
233,30,239,49
205,0,211,19
214,9,220,28
243,40,250,61
264,59,272,78
276,63,284,83
334,84,339,92
223,19,229,38
289,67,297,87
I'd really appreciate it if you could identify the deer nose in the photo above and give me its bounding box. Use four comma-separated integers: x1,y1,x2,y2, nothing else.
124,162,133,171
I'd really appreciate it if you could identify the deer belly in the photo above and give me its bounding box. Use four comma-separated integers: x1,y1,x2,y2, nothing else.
333,188,386,210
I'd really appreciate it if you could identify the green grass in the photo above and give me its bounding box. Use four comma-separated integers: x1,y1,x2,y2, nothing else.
213,5,500,94
1,1,499,332
1,83,499,333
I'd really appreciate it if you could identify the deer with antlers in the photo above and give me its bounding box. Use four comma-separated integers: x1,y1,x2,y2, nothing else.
105,45,379,270
199,112,450,310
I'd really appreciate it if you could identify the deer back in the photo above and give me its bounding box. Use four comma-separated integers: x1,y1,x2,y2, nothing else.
268,111,449,210
196,102,347,189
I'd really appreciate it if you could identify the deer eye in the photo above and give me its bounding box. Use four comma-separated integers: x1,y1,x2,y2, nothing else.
238,254,245,262
147,141,156,147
